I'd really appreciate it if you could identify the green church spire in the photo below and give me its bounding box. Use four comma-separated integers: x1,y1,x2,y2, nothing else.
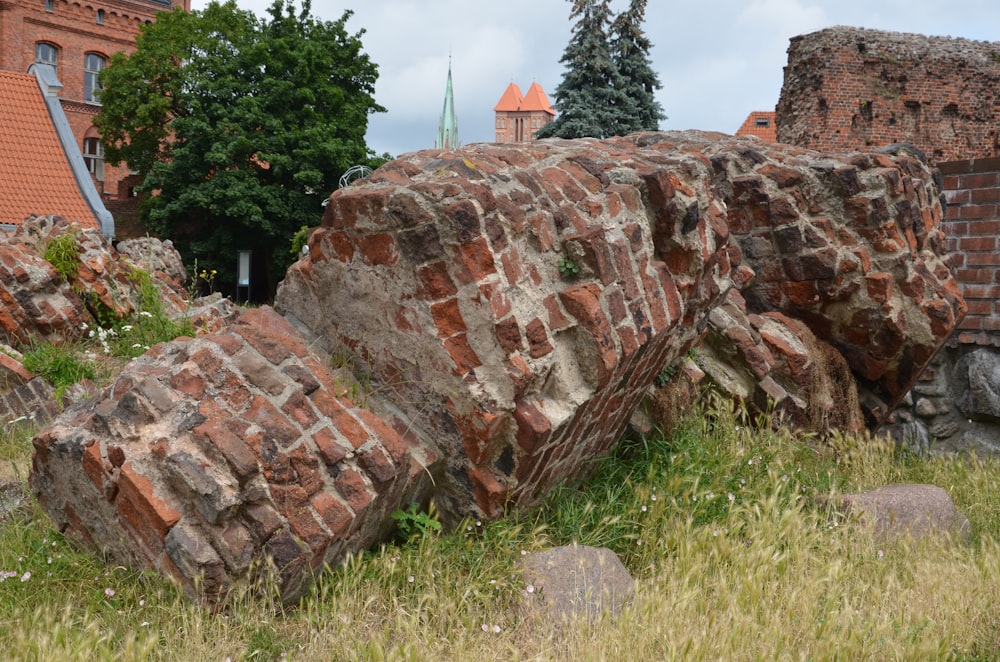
436,59,460,149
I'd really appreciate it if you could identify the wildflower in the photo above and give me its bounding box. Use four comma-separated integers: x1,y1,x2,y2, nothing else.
641,505,647,512
727,493,735,502
139,599,145,607
407,575,414,583
481,624,489,632
877,550,884,559
492,625,501,633
132,343,142,349
121,325,133,332
525,584,535,594
80,322,89,331
20,571,30,582
650,494,657,501
140,622,150,628
104,588,116,598
139,311,153,318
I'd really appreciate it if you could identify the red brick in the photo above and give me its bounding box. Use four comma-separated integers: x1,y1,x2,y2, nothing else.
194,422,259,484
313,427,350,466
458,237,497,282
81,440,110,496
116,462,181,545
358,233,399,266
417,261,457,300
331,468,373,521
444,333,483,375
288,444,324,495
501,246,525,284
309,491,354,540
354,407,411,464
430,298,467,338
960,236,997,251
543,294,572,331
528,212,557,251
495,316,523,355
282,389,319,429
514,399,551,454
169,368,206,400
456,411,506,465
326,231,355,262
525,317,553,359
860,270,893,302
245,395,302,447
467,467,508,519
479,280,511,318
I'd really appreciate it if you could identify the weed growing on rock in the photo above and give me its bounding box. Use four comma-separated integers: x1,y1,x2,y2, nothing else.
42,232,81,283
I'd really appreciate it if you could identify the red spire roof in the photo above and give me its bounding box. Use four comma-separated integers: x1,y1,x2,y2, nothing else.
493,82,524,112
521,81,555,116
0,70,99,229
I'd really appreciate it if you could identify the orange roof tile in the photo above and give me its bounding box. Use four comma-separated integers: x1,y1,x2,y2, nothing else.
735,111,777,142
521,81,555,116
493,82,524,112
0,70,100,229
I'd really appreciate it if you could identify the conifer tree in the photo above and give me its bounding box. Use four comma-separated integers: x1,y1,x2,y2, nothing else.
610,0,665,132
535,0,635,139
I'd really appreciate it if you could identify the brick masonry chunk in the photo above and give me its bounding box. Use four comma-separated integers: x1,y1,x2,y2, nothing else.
30,131,964,608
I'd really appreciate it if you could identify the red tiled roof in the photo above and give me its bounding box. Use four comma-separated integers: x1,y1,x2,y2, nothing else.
735,111,777,142
0,70,99,229
493,82,524,112
521,81,555,116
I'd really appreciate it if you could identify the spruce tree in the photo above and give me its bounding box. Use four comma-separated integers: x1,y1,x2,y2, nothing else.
535,0,635,139
610,0,665,132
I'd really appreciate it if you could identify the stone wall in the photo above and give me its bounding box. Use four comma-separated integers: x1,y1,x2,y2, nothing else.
776,26,1000,164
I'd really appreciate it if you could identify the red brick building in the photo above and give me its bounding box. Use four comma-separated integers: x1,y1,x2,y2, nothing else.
735,111,777,142
493,81,555,143
0,0,189,212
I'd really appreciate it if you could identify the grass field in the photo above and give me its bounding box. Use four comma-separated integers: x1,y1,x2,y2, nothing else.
1,396,998,661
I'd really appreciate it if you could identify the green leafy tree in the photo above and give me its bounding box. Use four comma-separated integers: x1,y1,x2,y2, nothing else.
95,0,386,298
610,0,665,132
535,0,635,139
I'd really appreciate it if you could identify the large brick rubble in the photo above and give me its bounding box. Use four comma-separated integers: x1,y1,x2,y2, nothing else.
28,131,965,605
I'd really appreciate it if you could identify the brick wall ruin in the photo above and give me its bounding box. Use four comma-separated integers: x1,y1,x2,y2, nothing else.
883,156,1000,454
776,26,1000,164
29,132,965,606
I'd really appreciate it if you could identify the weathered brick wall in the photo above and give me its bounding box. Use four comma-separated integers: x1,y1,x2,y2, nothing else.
776,26,1000,164
939,157,1000,346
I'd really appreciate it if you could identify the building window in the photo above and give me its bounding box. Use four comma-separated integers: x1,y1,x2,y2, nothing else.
35,43,58,74
96,9,104,24
84,53,105,102
755,117,770,128
45,0,53,11
83,137,104,182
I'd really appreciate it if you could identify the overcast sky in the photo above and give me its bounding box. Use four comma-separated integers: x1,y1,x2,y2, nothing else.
189,0,1000,159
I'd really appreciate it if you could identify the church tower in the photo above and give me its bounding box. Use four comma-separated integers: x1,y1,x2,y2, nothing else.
436,60,459,149
493,80,554,143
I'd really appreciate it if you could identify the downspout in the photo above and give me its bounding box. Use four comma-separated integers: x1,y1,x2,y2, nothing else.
28,63,116,239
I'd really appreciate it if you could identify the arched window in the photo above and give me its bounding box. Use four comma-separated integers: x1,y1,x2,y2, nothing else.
84,53,106,103
35,43,58,74
83,134,105,182
96,9,105,25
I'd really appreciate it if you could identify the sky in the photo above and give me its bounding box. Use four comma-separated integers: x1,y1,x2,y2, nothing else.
189,0,1000,159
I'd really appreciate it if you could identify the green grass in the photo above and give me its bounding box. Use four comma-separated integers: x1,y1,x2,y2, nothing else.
2,395,999,660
